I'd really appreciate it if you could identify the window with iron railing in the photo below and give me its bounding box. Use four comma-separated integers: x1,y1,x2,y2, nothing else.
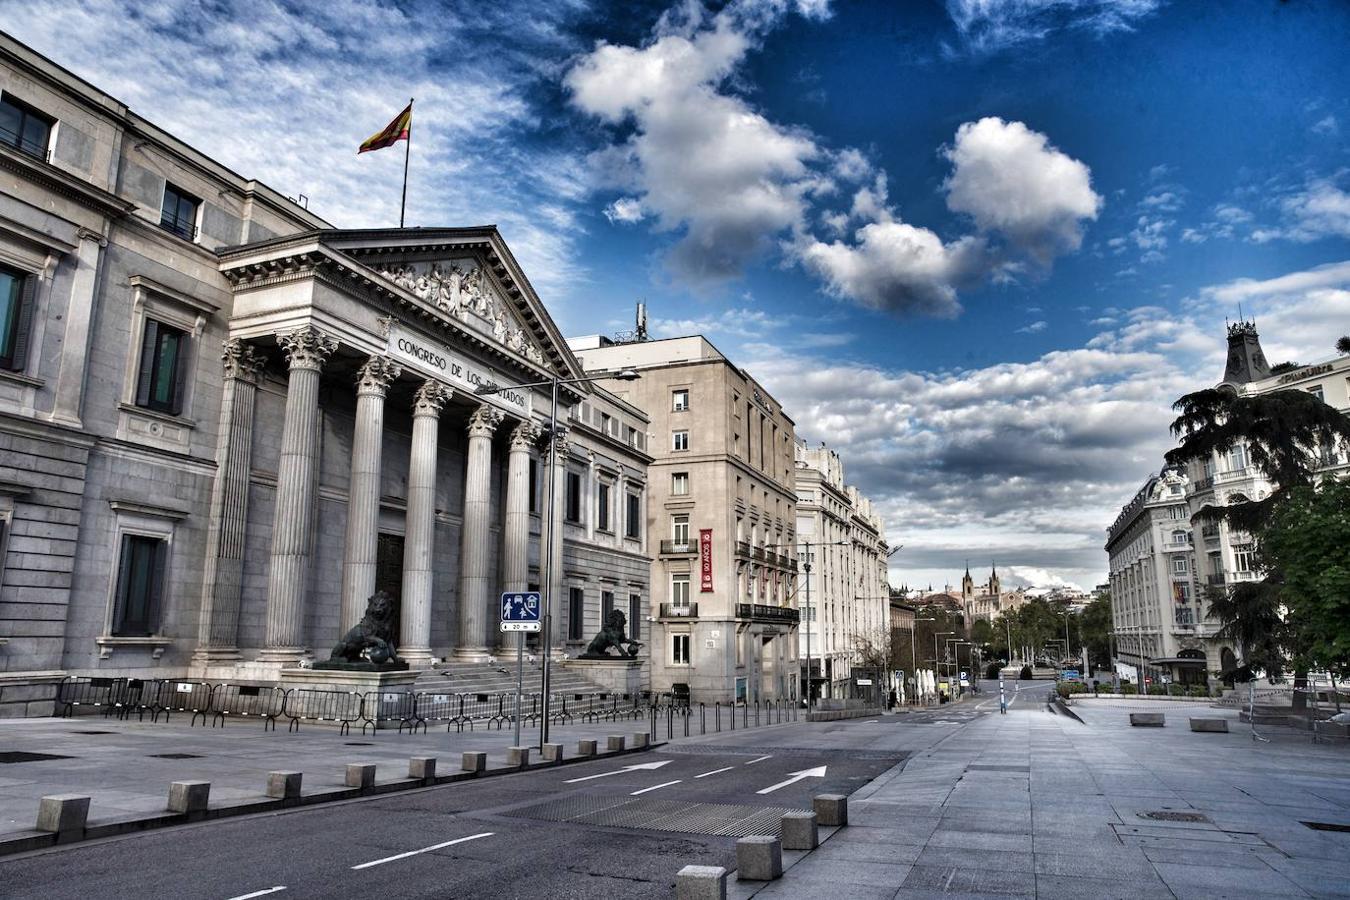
0,95,53,160
160,183,200,241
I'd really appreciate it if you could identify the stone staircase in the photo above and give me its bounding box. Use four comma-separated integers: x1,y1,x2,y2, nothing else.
413,660,611,696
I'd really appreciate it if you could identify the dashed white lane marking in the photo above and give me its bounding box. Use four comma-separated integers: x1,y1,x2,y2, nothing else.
695,766,734,779
864,719,880,724
226,889,287,900
744,755,772,765
631,779,682,796
351,832,495,870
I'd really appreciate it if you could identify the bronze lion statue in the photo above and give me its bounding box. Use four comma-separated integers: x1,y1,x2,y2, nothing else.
583,609,643,658
329,591,400,665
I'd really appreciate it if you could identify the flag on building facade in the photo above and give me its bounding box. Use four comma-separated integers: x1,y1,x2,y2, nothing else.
358,102,412,154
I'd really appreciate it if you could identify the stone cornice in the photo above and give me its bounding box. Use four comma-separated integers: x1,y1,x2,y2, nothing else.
0,143,136,220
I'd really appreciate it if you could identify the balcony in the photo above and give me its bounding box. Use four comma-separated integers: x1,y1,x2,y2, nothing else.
1193,476,1214,492
735,603,800,624
1215,467,1250,484
1206,573,1226,586
1161,542,1193,552
659,602,698,619
736,540,752,559
659,540,697,555
753,545,767,560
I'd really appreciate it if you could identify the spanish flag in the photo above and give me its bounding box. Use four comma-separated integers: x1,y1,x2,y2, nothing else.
358,102,412,154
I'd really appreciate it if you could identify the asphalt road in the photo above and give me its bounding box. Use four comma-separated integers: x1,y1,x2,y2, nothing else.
0,724,907,900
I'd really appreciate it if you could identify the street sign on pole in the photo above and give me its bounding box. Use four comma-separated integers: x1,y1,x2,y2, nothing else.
499,591,542,633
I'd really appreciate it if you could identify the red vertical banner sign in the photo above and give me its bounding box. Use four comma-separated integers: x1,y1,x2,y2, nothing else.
699,529,714,593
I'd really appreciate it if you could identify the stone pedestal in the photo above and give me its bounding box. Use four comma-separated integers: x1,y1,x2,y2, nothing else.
278,668,421,730
559,657,646,696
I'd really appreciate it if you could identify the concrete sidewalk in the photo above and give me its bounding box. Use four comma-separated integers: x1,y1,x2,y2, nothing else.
734,699,1350,899
0,705,787,846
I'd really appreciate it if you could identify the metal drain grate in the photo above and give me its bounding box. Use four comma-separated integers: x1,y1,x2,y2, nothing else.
345,742,374,747
1140,810,1210,823
0,751,73,764
1303,821,1350,833
658,745,905,762
506,795,800,837
149,753,204,760
71,730,115,735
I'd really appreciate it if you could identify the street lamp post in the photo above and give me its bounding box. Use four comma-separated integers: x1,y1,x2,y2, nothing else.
476,367,639,751
934,631,953,702
763,538,849,711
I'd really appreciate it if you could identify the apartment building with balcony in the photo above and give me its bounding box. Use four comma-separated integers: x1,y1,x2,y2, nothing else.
569,334,799,704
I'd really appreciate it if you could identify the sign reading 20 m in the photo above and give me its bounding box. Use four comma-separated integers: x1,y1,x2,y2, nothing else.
500,592,542,633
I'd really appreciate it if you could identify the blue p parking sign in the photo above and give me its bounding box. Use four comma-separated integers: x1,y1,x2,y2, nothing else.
500,592,542,632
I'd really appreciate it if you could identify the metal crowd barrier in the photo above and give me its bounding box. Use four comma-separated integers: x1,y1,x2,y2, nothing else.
150,680,214,725
55,676,122,717
283,689,364,735
211,684,285,730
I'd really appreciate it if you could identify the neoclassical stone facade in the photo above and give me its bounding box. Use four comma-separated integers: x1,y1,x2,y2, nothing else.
0,36,651,713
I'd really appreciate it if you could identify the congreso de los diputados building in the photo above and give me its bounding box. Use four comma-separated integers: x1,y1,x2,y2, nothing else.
0,35,673,713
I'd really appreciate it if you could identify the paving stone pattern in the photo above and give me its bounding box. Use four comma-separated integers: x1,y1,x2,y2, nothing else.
732,697,1350,899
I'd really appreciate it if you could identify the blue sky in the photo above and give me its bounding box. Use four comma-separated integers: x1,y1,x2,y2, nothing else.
8,0,1349,591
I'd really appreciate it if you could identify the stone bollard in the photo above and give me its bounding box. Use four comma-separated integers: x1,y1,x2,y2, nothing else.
506,746,531,767
630,732,650,749
813,794,848,827
676,864,728,900
577,739,598,757
36,795,90,841
346,763,376,790
735,835,783,881
1189,718,1229,733
607,734,626,752
409,757,437,781
462,751,488,773
167,781,210,815
541,743,564,763
780,810,819,850
267,771,302,800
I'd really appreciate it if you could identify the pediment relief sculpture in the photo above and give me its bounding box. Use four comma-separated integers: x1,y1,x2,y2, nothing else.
376,260,547,366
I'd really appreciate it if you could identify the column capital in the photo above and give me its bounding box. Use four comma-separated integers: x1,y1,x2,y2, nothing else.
413,380,452,416
509,419,543,451
278,325,336,372
548,435,572,463
221,338,267,384
467,405,505,439
355,355,402,396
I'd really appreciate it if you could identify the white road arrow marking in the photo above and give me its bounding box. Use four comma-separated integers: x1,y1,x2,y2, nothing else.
564,760,672,783
756,765,828,795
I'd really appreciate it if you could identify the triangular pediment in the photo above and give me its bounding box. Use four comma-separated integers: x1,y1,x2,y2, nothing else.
314,227,585,381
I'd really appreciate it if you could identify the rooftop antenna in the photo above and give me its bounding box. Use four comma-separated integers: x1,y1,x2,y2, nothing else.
635,301,648,342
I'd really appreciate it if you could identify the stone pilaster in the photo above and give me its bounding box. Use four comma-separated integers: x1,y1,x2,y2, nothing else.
498,419,541,653
194,339,267,666
261,325,336,663
584,450,598,543
455,404,505,659
339,355,402,632
49,228,106,427
399,380,451,664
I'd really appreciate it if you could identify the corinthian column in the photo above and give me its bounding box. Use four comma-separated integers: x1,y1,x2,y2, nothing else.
543,432,570,650
455,404,505,659
194,339,266,666
498,419,541,653
339,355,402,632
400,380,451,665
261,325,336,663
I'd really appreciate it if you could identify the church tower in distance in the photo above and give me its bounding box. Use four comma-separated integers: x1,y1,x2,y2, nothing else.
1222,321,1271,385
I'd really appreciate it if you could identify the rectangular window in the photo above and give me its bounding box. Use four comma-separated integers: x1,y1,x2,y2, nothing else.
671,574,690,608
672,514,690,546
1172,557,1188,574
672,430,689,451
1306,385,1324,402
568,587,584,641
565,471,581,523
135,319,188,415
625,493,641,539
528,459,538,513
113,534,167,636
671,472,689,496
672,389,689,411
1233,543,1257,574
672,634,690,665
160,183,200,241
597,482,611,532
600,412,613,435
0,94,54,159
0,264,36,372
601,590,614,625
628,594,642,640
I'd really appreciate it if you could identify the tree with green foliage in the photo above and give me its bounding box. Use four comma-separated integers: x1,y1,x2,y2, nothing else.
1165,365,1350,684
1078,592,1113,670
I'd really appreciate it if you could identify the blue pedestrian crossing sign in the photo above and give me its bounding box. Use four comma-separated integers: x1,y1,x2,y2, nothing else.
499,592,542,632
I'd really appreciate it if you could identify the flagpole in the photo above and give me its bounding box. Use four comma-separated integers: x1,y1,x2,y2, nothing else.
399,98,413,228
